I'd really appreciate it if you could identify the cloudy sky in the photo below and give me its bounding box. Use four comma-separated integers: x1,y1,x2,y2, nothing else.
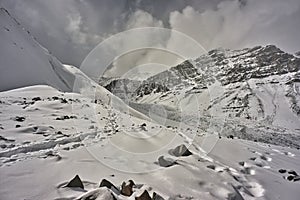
1,0,300,67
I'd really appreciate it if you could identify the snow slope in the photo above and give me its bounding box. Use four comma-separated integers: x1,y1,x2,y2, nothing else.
1,85,300,200
0,7,149,122
0,8,74,92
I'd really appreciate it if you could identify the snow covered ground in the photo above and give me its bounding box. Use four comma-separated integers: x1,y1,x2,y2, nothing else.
1,85,300,200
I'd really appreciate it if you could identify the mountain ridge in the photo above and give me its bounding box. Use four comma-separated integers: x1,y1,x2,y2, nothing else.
102,45,300,148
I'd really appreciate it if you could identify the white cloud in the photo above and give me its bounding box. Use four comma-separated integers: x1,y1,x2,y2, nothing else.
126,9,164,29
2,0,300,69
104,0,300,78
102,10,171,77
169,0,300,51
65,11,102,49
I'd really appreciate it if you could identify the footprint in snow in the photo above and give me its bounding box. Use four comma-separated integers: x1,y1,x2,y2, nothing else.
241,167,256,175
260,155,272,162
231,175,265,198
246,156,271,169
206,164,225,173
284,152,295,157
238,161,256,175
254,160,271,169
272,149,295,157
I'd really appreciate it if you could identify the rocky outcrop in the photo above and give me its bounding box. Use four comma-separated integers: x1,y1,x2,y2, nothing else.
65,175,84,189
170,144,192,157
135,82,169,98
101,45,300,148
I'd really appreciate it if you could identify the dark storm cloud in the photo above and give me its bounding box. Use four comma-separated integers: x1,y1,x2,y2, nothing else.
1,0,300,67
0,0,130,66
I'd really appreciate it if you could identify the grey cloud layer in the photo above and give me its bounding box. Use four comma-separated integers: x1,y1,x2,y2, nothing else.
1,0,300,67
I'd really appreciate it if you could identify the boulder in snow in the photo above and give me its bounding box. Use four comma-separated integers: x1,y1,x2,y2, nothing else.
121,180,135,196
99,179,119,193
65,175,84,189
170,144,192,157
158,156,176,167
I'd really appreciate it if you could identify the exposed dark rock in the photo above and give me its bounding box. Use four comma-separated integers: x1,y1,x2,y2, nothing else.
170,144,192,157
135,82,170,98
103,78,142,100
294,176,300,182
140,123,147,131
121,180,135,196
288,170,298,176
65,175,84,189
15,116,25,122
99,179,119,192
61,98,68,103
287,175,294,181
158,156,176,167
32,97,41,101
0,135,15,142
278,169,287,173
228,135,234,139
207,165,216,170
56,115,76,120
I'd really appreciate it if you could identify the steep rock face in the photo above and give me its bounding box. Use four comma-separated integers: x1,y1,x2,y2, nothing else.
102,45,300,147
135,82,169,98
194,45,300,85
145,60,204,89
102,78,170,100
105,45,299,103
104,78,141,100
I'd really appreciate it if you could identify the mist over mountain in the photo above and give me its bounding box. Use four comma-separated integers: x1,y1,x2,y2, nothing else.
102,45,300,147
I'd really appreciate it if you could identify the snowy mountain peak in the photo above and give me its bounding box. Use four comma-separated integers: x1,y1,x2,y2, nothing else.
103,45,300,148
194,45,300,85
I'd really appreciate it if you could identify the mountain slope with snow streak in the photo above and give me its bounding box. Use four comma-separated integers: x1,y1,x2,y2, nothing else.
0,8,74,92
103,46,300,148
